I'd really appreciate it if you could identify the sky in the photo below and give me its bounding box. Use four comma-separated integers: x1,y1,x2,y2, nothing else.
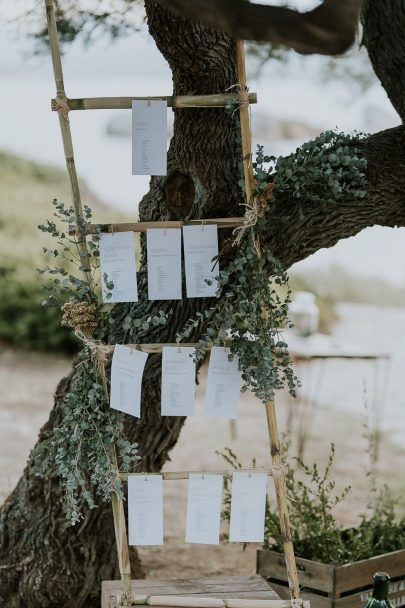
1,0,404,287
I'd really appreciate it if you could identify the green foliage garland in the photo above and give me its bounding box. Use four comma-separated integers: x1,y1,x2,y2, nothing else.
37,199,100,308
176,230,298,401
177,129,368,402
33,201,141,523
33,359,140,524
33,127,368,523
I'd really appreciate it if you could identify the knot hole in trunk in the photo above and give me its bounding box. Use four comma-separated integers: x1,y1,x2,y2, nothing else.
163,170,195,219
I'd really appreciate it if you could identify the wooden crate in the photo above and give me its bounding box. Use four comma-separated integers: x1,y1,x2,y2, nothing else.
257,549,405,608
102,575,281,608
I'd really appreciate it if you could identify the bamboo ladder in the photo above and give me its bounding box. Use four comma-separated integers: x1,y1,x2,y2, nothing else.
44,2,302,604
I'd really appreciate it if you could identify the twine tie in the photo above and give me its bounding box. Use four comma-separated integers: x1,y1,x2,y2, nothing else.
52,96,70,122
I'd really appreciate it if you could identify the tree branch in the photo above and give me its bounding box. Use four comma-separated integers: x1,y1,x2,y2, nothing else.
154,0,362,55
264,125,405,269
362,0,405,122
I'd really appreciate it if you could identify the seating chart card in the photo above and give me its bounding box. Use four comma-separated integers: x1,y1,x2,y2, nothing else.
128,475,163,546
204,346,242,419
183,225,219,298
147,228,182,300
110,345,148,418
229,472,267,543
185,474,223,544
99,232,138,303
132,100,167,176
161,347,196,416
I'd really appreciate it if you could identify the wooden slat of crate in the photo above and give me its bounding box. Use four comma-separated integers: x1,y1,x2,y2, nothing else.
257,550,334,593
102,576,280,608
264,577,405,608
257,549,405,608
335,550,405,595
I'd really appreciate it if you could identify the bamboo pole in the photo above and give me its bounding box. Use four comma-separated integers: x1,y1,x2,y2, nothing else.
69,217,245,236
44,0,92,287
52,92,257,112
124,468,272,480
82,341,289,357
44,0,132,600
110,446,132,597
235,39,301,600
264,401,300,599
235,41,255,206
104,343,204,354
128,596,309,608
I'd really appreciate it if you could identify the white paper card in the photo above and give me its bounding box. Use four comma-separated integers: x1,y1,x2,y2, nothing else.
183,225,219,298
132,100,167,176
229,472,267,543
99,232,138,303
110,345,148,418
128,475,163,546
147,229,182,300
204,347,242,419
185,474,223,544
161,347,196,416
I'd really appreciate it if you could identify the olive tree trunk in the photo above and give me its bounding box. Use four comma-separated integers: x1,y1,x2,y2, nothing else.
1,1,405,606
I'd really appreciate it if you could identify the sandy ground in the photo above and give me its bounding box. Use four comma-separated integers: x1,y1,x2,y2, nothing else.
0,345,404,579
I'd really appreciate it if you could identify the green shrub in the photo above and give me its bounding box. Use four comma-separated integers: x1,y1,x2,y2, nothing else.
220,444,405,565
0,150,129,352
0,266,78,352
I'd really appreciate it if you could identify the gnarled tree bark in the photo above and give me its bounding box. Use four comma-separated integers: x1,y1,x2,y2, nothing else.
362,0,405,122
154,0,362,55
1,0,405,606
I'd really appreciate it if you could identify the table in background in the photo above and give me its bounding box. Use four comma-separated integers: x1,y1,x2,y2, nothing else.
286,331,391,462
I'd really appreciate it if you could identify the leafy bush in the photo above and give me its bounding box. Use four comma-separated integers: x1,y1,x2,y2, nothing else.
0,266,78,352
221,443,405,565
0,150,128,352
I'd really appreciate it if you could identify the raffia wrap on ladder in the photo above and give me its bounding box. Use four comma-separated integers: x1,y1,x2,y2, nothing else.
234,38,301,600
230,81,274,247
52,96,71,122
61,301,109,376
232,193,272,247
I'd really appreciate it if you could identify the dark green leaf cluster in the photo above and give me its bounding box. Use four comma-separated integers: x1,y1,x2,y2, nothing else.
32,358,139,524
33,1,142,51
177,231,299,401
220,444,405,565
254,130,367,207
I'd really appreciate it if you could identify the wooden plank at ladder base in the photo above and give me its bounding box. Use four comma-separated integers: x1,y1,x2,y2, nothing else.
101,576,285,608
43,0,133,602
234,39,302,602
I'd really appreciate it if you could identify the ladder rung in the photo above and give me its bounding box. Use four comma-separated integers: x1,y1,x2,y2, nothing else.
52,92,257,111
69,218,245,236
